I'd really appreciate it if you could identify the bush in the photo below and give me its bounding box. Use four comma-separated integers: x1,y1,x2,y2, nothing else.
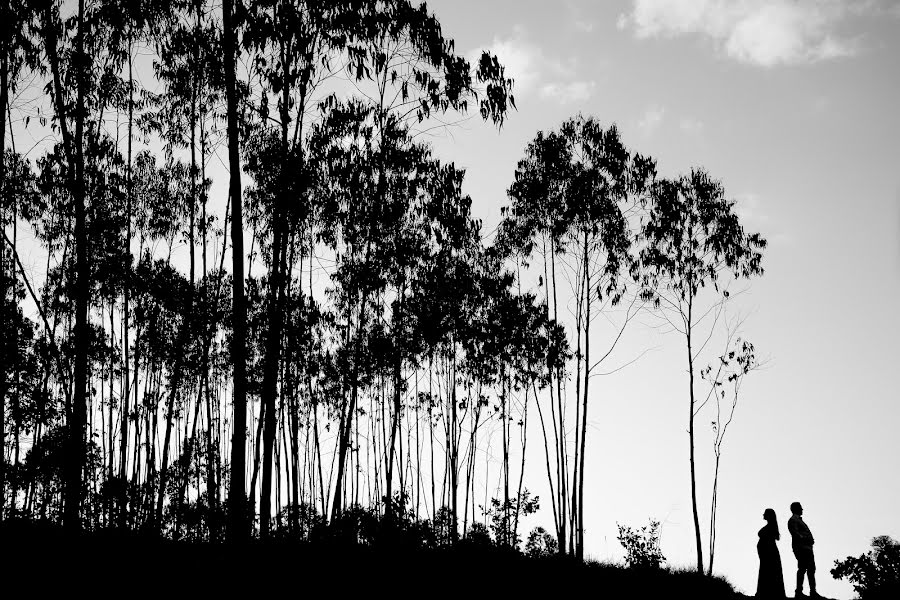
617,518,666,569
832,535,900,599
525,526,558,558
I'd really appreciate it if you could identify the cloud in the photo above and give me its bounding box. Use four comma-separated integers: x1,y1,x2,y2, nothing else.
638,106,666,135
734,193,769,225
474,27,595,104
679,116,704,134
733,192,793,244
540,81,597,104
618,0,871,67
564,0,597,32
478,28,544,92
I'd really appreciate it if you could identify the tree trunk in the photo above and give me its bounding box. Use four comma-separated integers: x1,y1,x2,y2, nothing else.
64,0,89,532
223,0,248,543
385,282,406,517
687,298,704,573
0,17,9,523
577,231,591,560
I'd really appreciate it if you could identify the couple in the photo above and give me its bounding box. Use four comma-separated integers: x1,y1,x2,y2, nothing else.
757,501,819,598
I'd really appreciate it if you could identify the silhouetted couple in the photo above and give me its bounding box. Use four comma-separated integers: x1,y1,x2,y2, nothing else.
757,502,819,598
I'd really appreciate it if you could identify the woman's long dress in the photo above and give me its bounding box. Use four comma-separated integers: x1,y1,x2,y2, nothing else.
757,524,786,598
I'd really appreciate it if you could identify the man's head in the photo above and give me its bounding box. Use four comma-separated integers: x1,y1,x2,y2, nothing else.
791,501,803,516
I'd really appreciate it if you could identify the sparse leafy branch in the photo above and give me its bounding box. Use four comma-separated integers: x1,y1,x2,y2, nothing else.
617,518,666,569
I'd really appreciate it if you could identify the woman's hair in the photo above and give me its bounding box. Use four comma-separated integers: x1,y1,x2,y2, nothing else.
763,508,780,540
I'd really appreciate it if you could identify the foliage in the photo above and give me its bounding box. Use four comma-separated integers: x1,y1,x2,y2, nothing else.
484,489,540,549
832,536,900,599
525,526,559,558
0,0,768,569
617,519,666,569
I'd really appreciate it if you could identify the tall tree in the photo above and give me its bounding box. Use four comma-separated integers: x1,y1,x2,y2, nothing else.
222,0,249,542
499,115,655,557
640,168,766,573
1,0,40,521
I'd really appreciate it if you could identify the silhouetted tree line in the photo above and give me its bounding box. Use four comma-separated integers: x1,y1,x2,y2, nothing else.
0,0,765,570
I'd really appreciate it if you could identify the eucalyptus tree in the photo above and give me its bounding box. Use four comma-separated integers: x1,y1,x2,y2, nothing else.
36,0,90,531
703,329,759,575
234,0,514,535
31,0,174,530
1,4,41,516
559,117,655,559
239,0,332,537
221,0,250,542
498,127,574,552
142,0,226,534
499,115,655,558
1,153,44,518
462,251,563,548
640,168,766,573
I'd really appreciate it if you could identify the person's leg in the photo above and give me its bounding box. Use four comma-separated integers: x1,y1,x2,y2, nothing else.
808,550,818,597
796,565,805,596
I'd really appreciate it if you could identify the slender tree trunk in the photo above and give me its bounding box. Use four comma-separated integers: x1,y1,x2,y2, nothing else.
223,0,248,542
577,232,591,560
260,33,291,540
687,298,704,573
708,449,721,575
64,0,89,531
385,281,406,517
0,18,9,522
549,237,566,555
119,31,134,508
450,349,458,542
502,376,510,546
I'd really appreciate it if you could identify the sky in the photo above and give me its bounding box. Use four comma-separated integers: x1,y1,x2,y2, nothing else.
4,1,898,597
420,0,900,596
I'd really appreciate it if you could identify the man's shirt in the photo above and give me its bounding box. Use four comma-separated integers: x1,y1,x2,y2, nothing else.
788,514,814,548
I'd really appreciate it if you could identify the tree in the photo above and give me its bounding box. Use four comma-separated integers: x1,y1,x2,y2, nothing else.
701,323,760,575
222,0,250,543
498,115,655,558
1,1,40,522
832,536,900,599
639,168,766,572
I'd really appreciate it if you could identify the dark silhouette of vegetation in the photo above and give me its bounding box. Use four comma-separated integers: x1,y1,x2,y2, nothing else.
618,518,666,569
832,536,900,600
639,170,766,572
0,516,743,598
1,1,780,593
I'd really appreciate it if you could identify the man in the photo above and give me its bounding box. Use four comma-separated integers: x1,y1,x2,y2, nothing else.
788,501,819,598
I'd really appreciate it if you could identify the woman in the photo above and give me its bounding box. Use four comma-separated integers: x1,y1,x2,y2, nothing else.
757,508,786,598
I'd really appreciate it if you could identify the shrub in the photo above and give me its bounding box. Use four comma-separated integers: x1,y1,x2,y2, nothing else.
617,519,666,569
832,535,900,599
525,526,558,558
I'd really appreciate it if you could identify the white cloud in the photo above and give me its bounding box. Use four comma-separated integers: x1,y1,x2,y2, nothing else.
540,81,597,104
619,0,870,67
478,28,543,92
638,106,666,135
474,27,595,105
679,116,704,134
565,0,597,33
734,192,793,244
734,192,768,224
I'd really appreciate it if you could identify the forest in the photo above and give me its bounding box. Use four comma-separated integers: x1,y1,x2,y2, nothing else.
0,0,768,579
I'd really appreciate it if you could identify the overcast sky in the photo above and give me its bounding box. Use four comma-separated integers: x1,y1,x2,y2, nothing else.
423,0,900,596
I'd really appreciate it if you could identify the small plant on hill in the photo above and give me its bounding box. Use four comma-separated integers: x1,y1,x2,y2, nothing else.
525,526,558,558
832,535,900,599
617,519,666,569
